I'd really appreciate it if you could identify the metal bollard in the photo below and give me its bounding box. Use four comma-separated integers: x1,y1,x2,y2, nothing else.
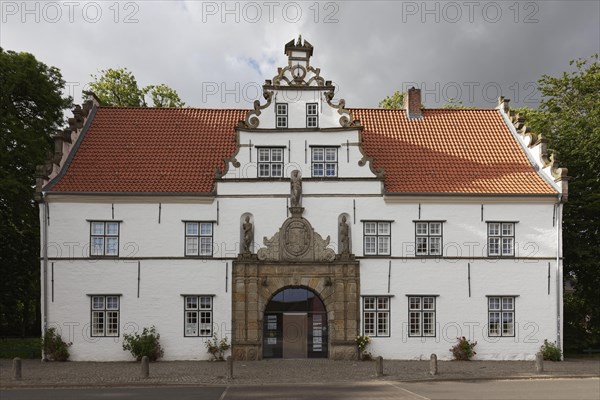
13,357,22,381
227,356,234,379
429,353,438,376
141,356,149,378
375,356,384,377
535,352,544,373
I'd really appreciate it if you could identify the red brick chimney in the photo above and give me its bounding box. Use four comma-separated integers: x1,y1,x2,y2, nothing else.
404,87,422,119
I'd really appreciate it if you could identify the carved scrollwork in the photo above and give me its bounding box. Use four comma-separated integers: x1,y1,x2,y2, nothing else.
240,90,274,129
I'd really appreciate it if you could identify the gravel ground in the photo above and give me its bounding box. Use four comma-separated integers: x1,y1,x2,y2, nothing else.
1,358,598,388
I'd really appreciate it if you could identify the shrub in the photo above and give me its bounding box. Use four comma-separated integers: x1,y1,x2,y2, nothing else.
450,336,477,361
122,326,164,361
205,335,230,361
540,339,562,361
355,335,373,361
42,327,71,361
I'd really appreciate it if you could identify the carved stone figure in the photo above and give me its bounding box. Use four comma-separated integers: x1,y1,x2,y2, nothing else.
339,215,350,254
242,216,253,254
290,170,302,207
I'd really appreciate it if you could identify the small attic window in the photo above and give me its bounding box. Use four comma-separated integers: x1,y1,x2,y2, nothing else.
276,103,288,128
307,103,318,128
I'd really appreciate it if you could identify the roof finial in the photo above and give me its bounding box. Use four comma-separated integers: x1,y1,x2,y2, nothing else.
297,35,302,46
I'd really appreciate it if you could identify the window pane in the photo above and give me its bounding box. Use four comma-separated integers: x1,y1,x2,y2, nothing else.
364,222,377,235
258,163,270,177
416,222,428,235
105,237,118,256
200,223,212,236
200,311,212,336
423,311,435,336
489,312,500,336
186,223,199,236
409,297,421,310
91,237,104,256
186,311,198,336
430,237,441,255
307,116,318,127
271,148,283,162
271,164,283,177
312,163,324,176
276,116,287,127
199,296,212,309
377,297,389,310
364,311,375,335
307,103,317,115
312,148,324,161
502,297,514,310
409,312,420,336
423,297,435,310
429,223,441,235
489,223,500,236
502,312,514,335
364,236,376,255
325,163,337,176
276,103,287,115
106,296,119,310
377,312,389,336
489,297,501,310
91,222,104,235
106,311,119,336
186,296,198,310
92,311,104,336
92,296,105,310
502,237,514,256
502,223,513,236
106,222,119,235
378,222,390,235
258,148,270,162
416,237,428,255
200,237,212,255
363,297,375,310
489,238,500,255
378,236,390,255
186,237,199,255
325,148,337,161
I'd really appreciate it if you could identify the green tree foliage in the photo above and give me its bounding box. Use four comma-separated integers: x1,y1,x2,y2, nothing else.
443,98,477,109
88,68,184,107
379,90,405,109
0,48,72,336
516,55,600,350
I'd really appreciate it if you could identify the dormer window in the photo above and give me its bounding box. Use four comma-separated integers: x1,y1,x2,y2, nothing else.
276,103,288,128
306,103,318,128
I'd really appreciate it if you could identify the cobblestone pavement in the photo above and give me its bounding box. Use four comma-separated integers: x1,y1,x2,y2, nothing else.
1,358,599,388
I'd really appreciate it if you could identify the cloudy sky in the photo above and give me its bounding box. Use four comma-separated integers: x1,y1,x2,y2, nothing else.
2,1,599,109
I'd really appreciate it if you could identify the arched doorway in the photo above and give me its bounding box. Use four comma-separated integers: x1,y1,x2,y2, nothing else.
263,287,328,359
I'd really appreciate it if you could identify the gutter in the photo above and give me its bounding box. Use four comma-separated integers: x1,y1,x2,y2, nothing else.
40,191,48,360
556,197,563,358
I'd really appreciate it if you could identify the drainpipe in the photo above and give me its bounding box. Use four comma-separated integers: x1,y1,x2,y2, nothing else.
40,191,48,360
555,198,563,358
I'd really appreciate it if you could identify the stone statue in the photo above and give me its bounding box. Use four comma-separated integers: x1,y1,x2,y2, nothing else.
242,216,253,254
290,170,302,207
339,215,350,254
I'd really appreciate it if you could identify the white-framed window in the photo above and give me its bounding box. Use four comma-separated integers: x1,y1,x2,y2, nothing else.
311,147,337,177
257,147,284,178
488,296,515,337
488,222,515,256
185,222,213,256
363,296,390,337
276,103,288,128
184,295,213,337
306,103,318,128
363,221,391,255
415,221,443,256
408,296,436,337
91,295,120,337
90,221,120,257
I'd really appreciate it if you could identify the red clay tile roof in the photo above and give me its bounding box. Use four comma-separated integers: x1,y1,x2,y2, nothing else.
48,106,557,195
353,108,556,195
49,108,246,193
